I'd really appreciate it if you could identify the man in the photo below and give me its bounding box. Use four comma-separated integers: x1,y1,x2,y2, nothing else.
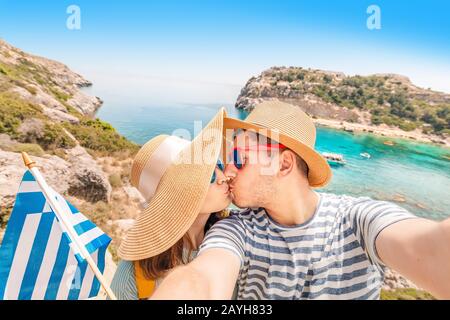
151,101,450,300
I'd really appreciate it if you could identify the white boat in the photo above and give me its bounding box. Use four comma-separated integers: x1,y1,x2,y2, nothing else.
360,152,371,159
322,152,346,165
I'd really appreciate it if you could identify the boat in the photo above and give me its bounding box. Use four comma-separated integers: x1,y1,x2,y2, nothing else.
383,140,395,146
322,152,346,165
360,152,371,159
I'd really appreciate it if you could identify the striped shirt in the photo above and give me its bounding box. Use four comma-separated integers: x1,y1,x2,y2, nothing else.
198,192,418,300
110,260,139,300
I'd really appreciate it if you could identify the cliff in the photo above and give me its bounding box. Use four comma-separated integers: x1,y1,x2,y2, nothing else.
0,40,146,286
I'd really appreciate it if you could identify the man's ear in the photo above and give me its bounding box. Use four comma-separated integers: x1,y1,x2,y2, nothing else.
279,150,295,177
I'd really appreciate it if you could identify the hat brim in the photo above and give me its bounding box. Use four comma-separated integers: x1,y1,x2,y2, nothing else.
118,108,227,261
223,117,332,188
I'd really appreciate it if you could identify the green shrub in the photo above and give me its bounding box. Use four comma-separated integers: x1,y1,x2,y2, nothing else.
0,206,12,229
0,92,43,137
0,62,13,77
109,173,123,188
10,143,45,157
371,115,383,125
64,118,139,154
323,75,332,83
38,123,76,149
398,121,417,131
297,72,305,80
50,87,72,103
108,245,119,264
380,288,435,300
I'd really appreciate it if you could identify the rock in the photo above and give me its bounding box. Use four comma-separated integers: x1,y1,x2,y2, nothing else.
0,149,72,211
41,106,80,124
1,39,102,118
0,147,112,221
415,202,427,209
0,134,17,150
107,218,136,241
123,185,146,207
65,146,112,203
67,91,103,116
17,118,45,139
108,219,135,233
0,228,5,243
11,86,66,113
392,194,406,203
383,267,420,291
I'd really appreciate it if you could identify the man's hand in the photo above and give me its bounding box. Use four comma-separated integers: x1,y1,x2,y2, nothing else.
376,217,450,299
150,248,241,299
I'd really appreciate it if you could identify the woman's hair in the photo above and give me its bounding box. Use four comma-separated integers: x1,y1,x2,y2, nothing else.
138,210,228,280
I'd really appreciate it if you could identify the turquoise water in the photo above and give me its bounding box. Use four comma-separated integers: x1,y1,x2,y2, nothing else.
94,93,450,221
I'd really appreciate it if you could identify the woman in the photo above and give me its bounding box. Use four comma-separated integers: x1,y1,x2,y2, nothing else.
111,108,232,299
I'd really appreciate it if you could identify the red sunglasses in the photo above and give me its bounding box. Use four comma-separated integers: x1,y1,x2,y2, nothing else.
229,143,286,169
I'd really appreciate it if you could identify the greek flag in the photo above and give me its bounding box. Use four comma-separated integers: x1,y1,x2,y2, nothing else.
0,171,111,300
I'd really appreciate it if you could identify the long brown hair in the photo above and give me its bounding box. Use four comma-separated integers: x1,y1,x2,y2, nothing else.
138,210,225,280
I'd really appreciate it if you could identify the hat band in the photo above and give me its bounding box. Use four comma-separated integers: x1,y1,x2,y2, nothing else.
138,136,190,201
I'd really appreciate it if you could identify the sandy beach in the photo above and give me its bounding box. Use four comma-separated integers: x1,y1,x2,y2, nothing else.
313,118,450,149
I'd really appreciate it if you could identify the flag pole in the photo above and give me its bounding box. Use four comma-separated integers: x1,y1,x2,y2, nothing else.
21,152,117,300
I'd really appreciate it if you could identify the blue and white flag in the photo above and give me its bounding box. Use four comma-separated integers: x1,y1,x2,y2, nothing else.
0,171,111,300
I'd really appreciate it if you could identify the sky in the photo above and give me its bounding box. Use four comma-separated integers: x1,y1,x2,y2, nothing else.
0,0,449,105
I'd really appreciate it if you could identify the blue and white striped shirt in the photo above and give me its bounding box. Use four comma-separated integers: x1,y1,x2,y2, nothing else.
198,192,418,300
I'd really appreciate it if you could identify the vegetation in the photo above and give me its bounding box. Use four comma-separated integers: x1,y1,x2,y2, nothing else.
0,206,12,230
0,91,138,156
4,143,45,157
380,288,435,300
0,58,72,105
265,68,450,135
108,173,123,188
0,92,75,149
38,123,76,149
0,92,43,137
49,87,72,103
64,117,139,156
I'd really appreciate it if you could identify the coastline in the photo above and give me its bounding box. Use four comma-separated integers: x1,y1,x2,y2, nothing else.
313,118,450,149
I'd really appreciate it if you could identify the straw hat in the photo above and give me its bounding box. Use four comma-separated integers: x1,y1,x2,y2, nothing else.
118,108,227,261
224,100,332,187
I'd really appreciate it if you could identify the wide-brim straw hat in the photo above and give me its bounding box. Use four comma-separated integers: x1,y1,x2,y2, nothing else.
223,100,332,187
118,108,227,261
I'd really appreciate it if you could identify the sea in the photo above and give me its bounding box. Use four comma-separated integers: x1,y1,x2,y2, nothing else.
83,82,450,221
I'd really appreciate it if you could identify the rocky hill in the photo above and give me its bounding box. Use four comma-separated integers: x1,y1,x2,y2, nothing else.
236,67,450,145
0,40,146,288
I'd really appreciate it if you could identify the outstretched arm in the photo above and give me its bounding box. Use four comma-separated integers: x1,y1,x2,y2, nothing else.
150,248,241,300
376,217,450,299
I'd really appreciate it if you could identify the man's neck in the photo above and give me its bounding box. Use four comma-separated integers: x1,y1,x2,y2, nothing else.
264,186,319,227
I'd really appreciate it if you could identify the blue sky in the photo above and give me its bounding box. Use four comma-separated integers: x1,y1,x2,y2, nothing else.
1,0,449,105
